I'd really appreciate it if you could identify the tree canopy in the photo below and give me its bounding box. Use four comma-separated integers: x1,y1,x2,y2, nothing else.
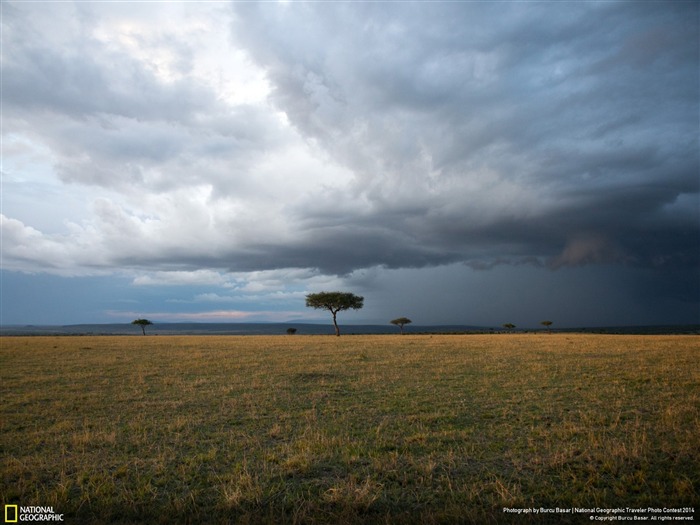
305,291,364,336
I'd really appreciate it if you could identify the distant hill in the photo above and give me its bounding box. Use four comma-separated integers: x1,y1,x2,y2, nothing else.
0,322,489,336
0,323,698,336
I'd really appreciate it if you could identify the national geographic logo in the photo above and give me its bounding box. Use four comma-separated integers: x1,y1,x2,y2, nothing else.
4,505,64,522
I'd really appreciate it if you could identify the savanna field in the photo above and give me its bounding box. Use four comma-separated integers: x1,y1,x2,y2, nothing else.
1,334,698,524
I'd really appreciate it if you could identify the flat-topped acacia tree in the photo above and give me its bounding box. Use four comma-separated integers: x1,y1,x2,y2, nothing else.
131,318,153,335
305,291,364,337
390,317,412,335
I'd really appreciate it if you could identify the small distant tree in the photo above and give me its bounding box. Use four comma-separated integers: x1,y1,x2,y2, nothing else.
390,317,412,335
503,323,516,331
541,320,553,332
286,327,297,335
131,318,153,335
305,291,364,337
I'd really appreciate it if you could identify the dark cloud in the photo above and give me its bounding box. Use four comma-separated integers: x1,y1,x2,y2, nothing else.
228,1,699,276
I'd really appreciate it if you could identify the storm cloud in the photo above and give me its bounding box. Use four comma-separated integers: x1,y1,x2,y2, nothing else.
1,1,698,326
228,2,698,271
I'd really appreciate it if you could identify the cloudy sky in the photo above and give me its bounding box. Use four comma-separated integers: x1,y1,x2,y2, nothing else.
1,1,698,328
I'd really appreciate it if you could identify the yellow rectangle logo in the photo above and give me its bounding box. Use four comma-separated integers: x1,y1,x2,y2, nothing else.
5,504,18,523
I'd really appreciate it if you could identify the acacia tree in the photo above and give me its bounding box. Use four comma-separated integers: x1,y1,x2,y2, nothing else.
502,323,516,331
390,317,412,335
131,318,153,335
541,320,553,333
305,291,364,337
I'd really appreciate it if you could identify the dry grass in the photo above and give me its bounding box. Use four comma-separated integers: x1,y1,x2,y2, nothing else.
1,334,698,523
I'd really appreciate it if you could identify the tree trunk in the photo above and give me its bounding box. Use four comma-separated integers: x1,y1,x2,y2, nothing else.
332,311,340,336
141,326,146,335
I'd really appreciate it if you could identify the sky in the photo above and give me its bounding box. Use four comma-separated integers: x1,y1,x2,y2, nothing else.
1,1,698,328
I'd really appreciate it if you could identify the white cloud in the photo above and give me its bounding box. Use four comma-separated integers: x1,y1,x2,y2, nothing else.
0,214,107,274
192,293,236,303
131,270,230,287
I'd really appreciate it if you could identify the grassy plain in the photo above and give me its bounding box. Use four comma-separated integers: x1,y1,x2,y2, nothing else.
1,334,698,524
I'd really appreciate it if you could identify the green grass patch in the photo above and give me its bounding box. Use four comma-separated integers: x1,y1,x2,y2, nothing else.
1,334,698,523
